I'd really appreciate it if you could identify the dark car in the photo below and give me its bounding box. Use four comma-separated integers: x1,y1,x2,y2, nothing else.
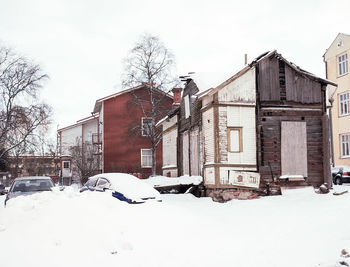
5,176,54,205
332,166,350,185
0,184,7,195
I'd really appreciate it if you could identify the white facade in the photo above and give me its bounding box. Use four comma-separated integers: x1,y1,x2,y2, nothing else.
160,115,178,177
201,67,259,188
58,116,99,184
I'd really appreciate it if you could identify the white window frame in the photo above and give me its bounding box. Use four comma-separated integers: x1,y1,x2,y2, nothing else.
339,92,350,116
141,117,153,136
141,149,152,168
341,134,350,158
338,53,348,76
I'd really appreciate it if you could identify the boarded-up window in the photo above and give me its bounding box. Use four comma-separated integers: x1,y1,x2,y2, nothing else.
281,121,307,177
228,127,242,152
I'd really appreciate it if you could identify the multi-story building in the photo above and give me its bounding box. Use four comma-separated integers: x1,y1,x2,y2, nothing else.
324,33,350,166
57,115,101,185
92,85,173,177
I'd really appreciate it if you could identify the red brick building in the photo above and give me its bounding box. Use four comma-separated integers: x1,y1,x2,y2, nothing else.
93,85,174,178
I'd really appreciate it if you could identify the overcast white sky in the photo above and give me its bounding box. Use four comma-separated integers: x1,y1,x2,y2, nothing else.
1,0,349,134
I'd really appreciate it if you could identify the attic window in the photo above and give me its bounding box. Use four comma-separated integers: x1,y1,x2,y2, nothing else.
338,38,343,47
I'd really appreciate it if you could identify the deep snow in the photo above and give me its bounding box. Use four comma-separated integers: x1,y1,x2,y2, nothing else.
0,185,349,267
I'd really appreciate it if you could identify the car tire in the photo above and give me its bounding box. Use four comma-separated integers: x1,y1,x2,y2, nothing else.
335,177,342,185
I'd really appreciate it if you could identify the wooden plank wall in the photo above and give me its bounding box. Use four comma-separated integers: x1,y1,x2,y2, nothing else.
285,65,322,104
257,55,327,187
257,113,324,186
258,56,280,101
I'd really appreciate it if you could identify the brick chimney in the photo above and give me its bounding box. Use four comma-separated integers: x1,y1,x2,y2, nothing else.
172,88,182,108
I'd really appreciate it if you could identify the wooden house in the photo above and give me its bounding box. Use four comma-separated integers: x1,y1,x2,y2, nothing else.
159,51,336,197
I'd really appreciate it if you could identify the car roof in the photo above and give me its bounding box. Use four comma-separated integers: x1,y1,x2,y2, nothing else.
13,176,52,181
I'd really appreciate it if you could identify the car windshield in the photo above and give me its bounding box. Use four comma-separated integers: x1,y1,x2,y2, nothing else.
85,178,98,187
11,179,54,193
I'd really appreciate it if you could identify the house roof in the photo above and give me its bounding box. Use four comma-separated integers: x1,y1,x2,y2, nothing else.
92,84,173,114
155,107,180,127
323,33,350,58
58,114,98,132
201,50,337,98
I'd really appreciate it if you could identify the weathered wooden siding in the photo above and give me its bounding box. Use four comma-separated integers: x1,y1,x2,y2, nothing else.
218,68,256,103
204,166,215,185
202,108,215,163
190,128,200,176
182,131,190,175
218,107,228,163
257,55,329,188
162,128,178,169
227,106,257,165
257,110,325,186
285,65,322,103
258,56,280,101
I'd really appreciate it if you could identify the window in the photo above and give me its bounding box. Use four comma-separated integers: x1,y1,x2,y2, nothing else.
87,131,92,142
338,53,348,76
141,149,152,168
341,134,350,158
142,118,153,136
228,127,242,152
63,161,70,169
339,92,349,116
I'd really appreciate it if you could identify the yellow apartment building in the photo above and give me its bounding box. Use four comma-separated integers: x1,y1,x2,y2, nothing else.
324,33,350,166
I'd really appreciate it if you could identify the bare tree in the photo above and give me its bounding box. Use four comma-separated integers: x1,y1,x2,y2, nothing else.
70,138,99,185
0,44,51,163
122,34,178,176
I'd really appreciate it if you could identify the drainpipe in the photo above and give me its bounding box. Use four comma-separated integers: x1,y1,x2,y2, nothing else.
329,98,335,167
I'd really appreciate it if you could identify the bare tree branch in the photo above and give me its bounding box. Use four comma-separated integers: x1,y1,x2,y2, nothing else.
0,44,51,163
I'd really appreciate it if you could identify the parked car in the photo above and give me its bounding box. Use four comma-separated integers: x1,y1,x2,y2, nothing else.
332,166,350,185
0,184,7,195
80,173,162,203
4,176,54,205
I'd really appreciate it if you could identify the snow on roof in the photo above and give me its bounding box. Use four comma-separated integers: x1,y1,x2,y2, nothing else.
144,175,203,187
155,107,180,127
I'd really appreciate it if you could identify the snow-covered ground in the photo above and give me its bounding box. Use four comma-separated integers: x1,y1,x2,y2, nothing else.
0,185,349,267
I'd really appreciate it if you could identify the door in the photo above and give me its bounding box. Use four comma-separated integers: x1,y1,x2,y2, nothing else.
62,161,71,177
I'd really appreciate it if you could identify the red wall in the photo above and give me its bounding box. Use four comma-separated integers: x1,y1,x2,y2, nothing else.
103,88,172,178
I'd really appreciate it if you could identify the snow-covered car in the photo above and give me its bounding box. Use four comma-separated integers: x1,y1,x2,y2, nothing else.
80,173,162,203
4,176,54,205
332,166,350,185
